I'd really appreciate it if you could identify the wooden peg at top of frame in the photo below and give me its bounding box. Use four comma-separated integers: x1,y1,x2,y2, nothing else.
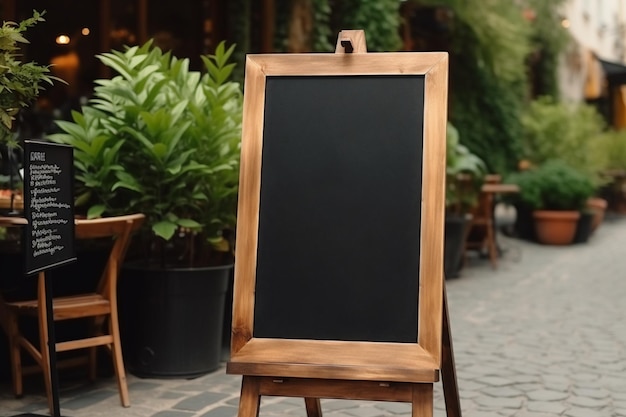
335,30,367,53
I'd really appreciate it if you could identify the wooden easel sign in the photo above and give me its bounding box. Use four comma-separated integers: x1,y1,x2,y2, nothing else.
228,30,460,417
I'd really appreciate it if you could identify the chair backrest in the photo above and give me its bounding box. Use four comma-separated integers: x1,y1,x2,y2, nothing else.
74,214,145,298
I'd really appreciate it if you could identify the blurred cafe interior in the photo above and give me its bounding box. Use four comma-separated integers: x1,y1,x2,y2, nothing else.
0,0,274,138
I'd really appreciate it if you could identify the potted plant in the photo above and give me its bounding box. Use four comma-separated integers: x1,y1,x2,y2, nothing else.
48,40,243,377
444,122,486,278
506,159,595,245
590,129,626,215
0,11,60,212
520,96,611,233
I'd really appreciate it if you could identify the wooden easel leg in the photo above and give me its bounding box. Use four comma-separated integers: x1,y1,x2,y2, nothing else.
441,283,462,417
238,376,261,417
304,397,322,417
411,384,433,417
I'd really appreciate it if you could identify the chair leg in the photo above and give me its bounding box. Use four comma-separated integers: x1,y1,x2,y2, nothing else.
6,313,23,398
87,317,101,382
88,346,98,382
485,220,498,269
108,312,130,407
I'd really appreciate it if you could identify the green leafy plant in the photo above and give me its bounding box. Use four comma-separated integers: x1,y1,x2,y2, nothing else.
521,96,606,185
0,10,59,145
446,122,486,214
506,159,595,211
589,129,626,175
49,40,243,267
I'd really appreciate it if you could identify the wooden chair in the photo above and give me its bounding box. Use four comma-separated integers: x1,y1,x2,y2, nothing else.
0,213,144,413
465,175,500,269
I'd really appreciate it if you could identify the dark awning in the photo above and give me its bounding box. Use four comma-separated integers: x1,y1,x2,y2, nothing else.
598,57,626,84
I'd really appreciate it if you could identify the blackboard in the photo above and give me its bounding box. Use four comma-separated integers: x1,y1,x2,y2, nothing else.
230,52,448,365
23,140,76,275
253,75,425,342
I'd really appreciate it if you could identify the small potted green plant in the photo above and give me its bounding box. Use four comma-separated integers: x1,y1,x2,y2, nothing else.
48,40,243,377
590,129,626,215
506,159,595,245
444,122,486,278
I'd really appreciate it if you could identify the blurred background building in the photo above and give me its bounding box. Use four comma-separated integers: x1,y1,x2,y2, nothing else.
558,0,626,127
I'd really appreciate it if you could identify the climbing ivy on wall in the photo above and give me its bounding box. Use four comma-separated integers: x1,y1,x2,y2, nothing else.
525,0,570,99
413,0,569,174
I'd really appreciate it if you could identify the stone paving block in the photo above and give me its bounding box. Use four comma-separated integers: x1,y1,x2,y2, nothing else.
540,374,571,391
571,386,610,399
514,412,563,417
326,412,361,417
458,390,482,399
513,383,544,393
568,395,610,408
480,386,524,398
564,407,607,417
474,376,514,387
603,376,626,393
61,388,117,410
342,405,386,417
280,396,306,406
174,392,230,412
473,395,524,409
160,391,188,400
199,405,238,417
373,402,411,414
320,399,361,411
224,397,240,408
526,389,569,401
176,383,218,392
260,400,302,414
494,409,517,417
526,400,568,414
152,411,195,417
457,380,487,391
129,381,165,391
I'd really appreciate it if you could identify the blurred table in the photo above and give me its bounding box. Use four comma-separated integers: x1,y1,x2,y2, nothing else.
466,183,520,269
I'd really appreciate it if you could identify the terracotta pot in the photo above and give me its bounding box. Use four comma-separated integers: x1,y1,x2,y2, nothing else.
532,210,581,245
586,197,608,232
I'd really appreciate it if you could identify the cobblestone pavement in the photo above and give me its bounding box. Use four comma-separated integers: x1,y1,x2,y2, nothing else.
2,214,626,417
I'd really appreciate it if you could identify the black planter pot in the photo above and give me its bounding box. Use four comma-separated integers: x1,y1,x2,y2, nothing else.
444,214,470,279
119,262,232,378
573,211,594,244
513,203,536,241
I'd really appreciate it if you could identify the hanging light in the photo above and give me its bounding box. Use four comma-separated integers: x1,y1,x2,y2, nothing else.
55,34,70,45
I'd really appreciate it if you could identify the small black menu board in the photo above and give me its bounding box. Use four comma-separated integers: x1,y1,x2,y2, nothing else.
23,140,76,275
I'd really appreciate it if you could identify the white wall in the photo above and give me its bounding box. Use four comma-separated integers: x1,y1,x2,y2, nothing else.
558,0,626,102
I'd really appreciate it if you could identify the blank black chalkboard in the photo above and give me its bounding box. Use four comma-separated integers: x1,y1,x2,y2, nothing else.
253,75,425,343
23,140,76,275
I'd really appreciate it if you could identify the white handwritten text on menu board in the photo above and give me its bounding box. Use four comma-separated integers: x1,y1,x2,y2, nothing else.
24,141,76,275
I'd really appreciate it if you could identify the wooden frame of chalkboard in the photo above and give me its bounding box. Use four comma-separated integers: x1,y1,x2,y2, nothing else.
228,50,449,388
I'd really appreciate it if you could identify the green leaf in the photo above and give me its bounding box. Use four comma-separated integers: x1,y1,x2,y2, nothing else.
87,205,106,219
153,220,177,240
